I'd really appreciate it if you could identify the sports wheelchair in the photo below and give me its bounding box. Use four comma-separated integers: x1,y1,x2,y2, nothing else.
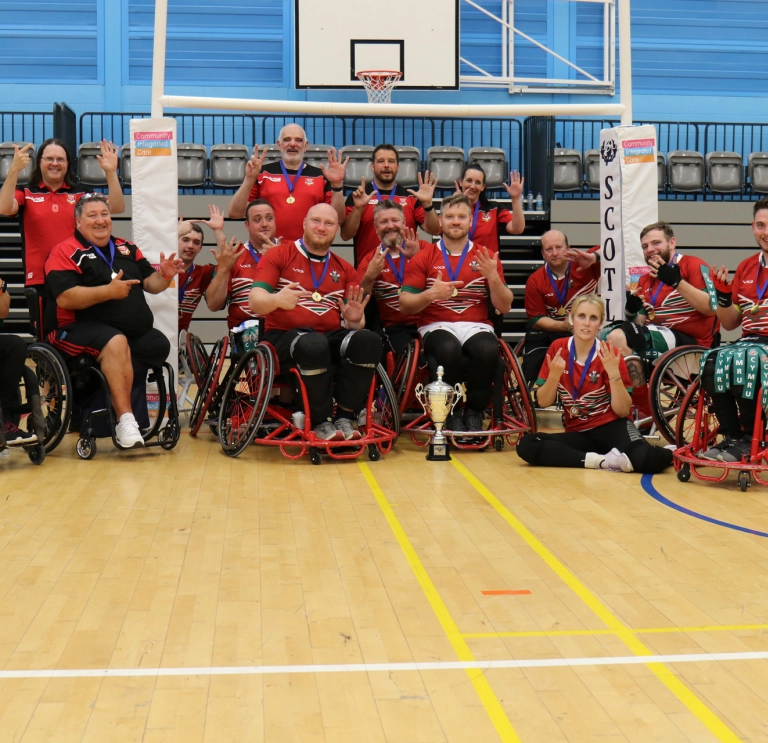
393,336,536,451
216,341,399,465
1,361,48,465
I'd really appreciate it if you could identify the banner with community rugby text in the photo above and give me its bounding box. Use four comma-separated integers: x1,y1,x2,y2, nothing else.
129,118,179,414
598,125,658,322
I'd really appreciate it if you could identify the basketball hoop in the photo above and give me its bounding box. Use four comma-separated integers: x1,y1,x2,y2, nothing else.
356,70,402,104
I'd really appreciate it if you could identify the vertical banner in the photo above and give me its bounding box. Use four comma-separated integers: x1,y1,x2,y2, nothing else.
599,125,658,322
129,118,178,413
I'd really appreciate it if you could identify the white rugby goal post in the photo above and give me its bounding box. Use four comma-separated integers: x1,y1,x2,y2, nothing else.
149,0,634,124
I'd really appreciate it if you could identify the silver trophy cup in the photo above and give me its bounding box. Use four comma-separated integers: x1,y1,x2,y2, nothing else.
415,365,464,461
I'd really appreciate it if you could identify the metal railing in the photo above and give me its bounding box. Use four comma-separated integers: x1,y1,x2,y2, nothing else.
0,111,55,146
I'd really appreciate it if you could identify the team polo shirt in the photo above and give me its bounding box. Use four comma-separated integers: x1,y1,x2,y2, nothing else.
178,263,215,332
525,259,600,327
45,231,156,335
467,199,514,255
252,241,360,333
733,252,768,337
537,337,632,432
247,162,332,242
14,182,86,286
344,184,426,264
400,240,504,328
636,254,718,346
356,240,431,327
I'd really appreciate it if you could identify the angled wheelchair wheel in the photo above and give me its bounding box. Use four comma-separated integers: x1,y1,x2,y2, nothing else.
649,345,705,445
366,363,400,452
26,343,73,453
674,377,718,450
218,346,274,457
499,340,537,434
189,337,228,436
391,339,421,418
186,332,209,388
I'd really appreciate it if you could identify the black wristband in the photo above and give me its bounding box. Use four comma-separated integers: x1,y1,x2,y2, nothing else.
716,290,733,308
423,204,434,212
331,186,343,192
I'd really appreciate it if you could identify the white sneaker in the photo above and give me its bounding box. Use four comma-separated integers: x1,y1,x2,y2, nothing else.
115,417,145,449
600,447,633,473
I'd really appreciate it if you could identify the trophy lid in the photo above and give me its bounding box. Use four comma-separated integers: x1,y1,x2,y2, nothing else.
427,365,453,392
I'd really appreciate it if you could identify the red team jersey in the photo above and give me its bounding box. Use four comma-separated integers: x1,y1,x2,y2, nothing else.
356,240,432,326
15,182,86,286
467,200,515,255
733,252,768,337
223,244,275,330
344,185,426,264
177,263,215,332
538,337,632,432
525,259,600,326
636,254,718,346
252,241,360,333
247,162,332,242
401,241,505,328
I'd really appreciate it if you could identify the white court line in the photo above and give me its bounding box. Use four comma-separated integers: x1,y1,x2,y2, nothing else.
2,651,768,679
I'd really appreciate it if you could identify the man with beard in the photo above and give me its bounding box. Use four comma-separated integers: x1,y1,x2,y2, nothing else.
399,193,512,433
357,199,431,357
250,204,380,442
226,124,346,239
341,143,440,265
206,199,281,330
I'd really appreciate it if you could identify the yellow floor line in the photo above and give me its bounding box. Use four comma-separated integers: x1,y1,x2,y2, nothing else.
358,462,522,743
464,623,768,639
452,457,741,743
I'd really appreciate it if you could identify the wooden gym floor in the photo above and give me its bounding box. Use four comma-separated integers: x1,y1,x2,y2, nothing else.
1,417,768,742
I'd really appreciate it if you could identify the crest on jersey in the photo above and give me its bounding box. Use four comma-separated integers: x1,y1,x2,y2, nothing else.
117,244,131,255
330,270,340,282
482,213,491,222
398,197,408,206
305,178,314,185
470,260,480,272
588,370,600,384
67,195,77,204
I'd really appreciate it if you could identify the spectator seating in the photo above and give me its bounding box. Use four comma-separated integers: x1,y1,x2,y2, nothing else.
467,147,507,189
658,152,666,191
0,142,35,186
303,144,332,171
749,152,768,194
78,142,108,187
584,149,600,190
340,145,373,187
260,145,282,167
667,151,705,192
395,146,420,189
120,143,131,187
706,151,743,193
427,146,465,189
210,144,249,188
177,143,207,188
553,149,582,191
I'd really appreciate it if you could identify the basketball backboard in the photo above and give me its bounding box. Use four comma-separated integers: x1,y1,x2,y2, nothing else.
294,0,459,90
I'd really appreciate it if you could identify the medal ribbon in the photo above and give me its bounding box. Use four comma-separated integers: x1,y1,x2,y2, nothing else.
90,239,116,275
567,339,598,401
384,251,405,284
372,183,397,202
178,265,194,302
649,253,681,307
546,263,570,308
468,200,481,241
755,257,768,311
245,241,262,264
438,239,471,284
279,161,304,198
298,240,331,294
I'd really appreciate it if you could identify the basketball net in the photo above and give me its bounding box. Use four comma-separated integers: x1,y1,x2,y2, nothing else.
356,70,402,105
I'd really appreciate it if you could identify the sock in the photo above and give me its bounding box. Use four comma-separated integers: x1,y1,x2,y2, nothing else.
119,412,136,425
583,451,605,470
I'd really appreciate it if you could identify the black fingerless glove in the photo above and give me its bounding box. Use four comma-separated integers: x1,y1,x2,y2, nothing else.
625,291,644,315
655,262,681,287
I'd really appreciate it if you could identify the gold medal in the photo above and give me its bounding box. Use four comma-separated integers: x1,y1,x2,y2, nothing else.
648,310,656,321
312,291,322,302
557,307,566,316
286,195,296,204
451,288,458,298
569,405,579,417
752,304,761,315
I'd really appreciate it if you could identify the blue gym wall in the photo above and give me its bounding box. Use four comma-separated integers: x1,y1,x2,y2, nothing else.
1,0,767,122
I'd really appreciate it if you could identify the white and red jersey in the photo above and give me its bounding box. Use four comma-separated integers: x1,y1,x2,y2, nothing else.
247,162,332,242
733,252,768,337
357,240,431,327
525,258,600,326
178,263,215,332
252,241,360,333
224,243,274,330
538,337,632,432
401,240,504,328
344,184,426,265
636,254,718,346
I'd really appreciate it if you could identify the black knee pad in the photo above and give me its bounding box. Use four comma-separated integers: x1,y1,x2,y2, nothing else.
291,333,331,373
468,332,500,365
625,440,673,474
340,330,381,368
701,355,717,396
618,321,647,357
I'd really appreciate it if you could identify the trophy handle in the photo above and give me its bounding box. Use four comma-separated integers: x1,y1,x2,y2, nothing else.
451,383,465,413
414,383,425,408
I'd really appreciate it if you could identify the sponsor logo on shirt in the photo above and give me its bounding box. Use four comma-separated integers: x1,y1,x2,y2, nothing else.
263,175,282,182
293,267,305,274
27,196,45,203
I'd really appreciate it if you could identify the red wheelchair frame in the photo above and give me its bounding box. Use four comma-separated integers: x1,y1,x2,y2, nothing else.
393,336,536,451
217,342,399,464
673,378,768,491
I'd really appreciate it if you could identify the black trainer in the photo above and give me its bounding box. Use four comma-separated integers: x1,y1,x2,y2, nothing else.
445,413,465,432
463,408,484,432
